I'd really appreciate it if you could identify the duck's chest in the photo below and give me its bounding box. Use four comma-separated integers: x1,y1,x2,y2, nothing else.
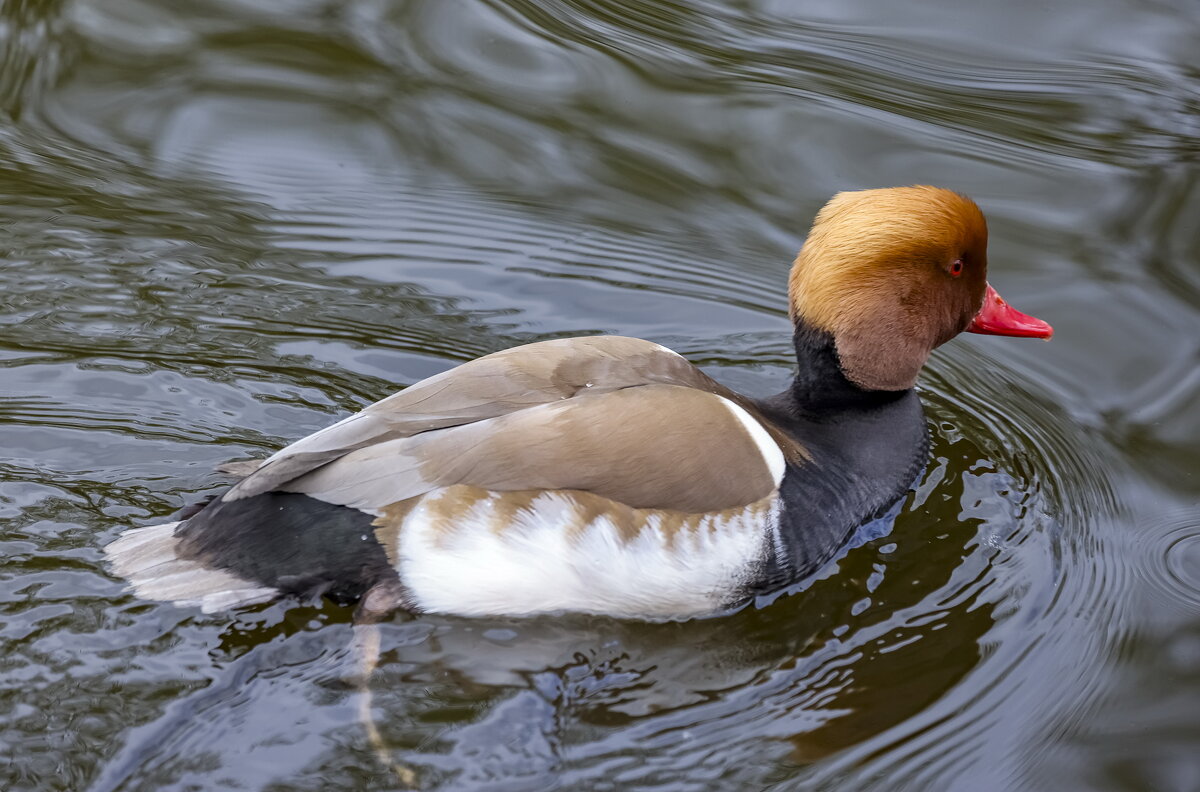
745,394,932,595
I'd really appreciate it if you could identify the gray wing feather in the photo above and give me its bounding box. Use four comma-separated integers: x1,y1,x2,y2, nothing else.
223,337,713,502
215,459,265,478
282,384,781,514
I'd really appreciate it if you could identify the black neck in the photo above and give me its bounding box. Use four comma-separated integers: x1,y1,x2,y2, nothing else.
785,319,908,413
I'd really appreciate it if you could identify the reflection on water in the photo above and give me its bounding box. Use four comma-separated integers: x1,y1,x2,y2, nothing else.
1,1,1198,791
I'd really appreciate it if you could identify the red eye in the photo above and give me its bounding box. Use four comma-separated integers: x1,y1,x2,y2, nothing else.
949,259,964,277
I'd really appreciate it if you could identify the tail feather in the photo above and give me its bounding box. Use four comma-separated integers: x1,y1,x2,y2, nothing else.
105,522,277,613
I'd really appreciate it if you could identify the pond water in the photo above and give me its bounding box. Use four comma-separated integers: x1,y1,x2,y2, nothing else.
1,1,1198,790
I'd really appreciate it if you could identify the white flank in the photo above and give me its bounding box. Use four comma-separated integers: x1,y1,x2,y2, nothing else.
717,396,787,486
104,522,278,613
394,490,776,619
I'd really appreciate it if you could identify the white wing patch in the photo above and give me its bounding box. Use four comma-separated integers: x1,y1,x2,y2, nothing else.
652,342,685,358
717,396,787,486
391,489,776,619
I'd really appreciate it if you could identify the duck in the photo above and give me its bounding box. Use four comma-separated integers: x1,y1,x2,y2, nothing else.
105,186,1052,621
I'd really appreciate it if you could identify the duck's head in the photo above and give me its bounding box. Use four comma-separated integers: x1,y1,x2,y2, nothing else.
789,185,1052,391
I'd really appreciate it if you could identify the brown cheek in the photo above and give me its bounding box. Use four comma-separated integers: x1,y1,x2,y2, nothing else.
957,287,979,335
931,286,975,347
959,285,985,336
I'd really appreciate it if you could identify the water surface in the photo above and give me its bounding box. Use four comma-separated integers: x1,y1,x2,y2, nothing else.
1,1,1198,790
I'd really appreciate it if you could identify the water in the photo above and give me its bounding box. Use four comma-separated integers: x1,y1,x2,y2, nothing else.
1,1,1197,790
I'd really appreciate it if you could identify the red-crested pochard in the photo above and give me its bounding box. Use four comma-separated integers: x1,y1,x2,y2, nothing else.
105,186,1052,621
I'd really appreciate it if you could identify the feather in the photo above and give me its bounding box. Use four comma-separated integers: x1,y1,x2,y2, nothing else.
104,522,277,613
283,385,786,514
223,336,735,502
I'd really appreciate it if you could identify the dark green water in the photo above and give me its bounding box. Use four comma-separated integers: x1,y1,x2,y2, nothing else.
1,1,1198,790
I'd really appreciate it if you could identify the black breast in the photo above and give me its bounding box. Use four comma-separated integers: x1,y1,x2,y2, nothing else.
737,321,931,598
764,390,929,589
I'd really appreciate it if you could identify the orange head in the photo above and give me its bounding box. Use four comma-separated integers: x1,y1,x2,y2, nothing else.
789,186,1051,391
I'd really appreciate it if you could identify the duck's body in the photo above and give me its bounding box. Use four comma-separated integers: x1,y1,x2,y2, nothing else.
105,186,1051,620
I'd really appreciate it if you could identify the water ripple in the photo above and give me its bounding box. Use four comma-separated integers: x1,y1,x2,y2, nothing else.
1,1,1195,791
1142,508,1200,612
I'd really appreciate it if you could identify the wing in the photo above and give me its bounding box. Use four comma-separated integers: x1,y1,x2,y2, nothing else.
283,384,786,513
223,335,798,511
226,336,726,501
